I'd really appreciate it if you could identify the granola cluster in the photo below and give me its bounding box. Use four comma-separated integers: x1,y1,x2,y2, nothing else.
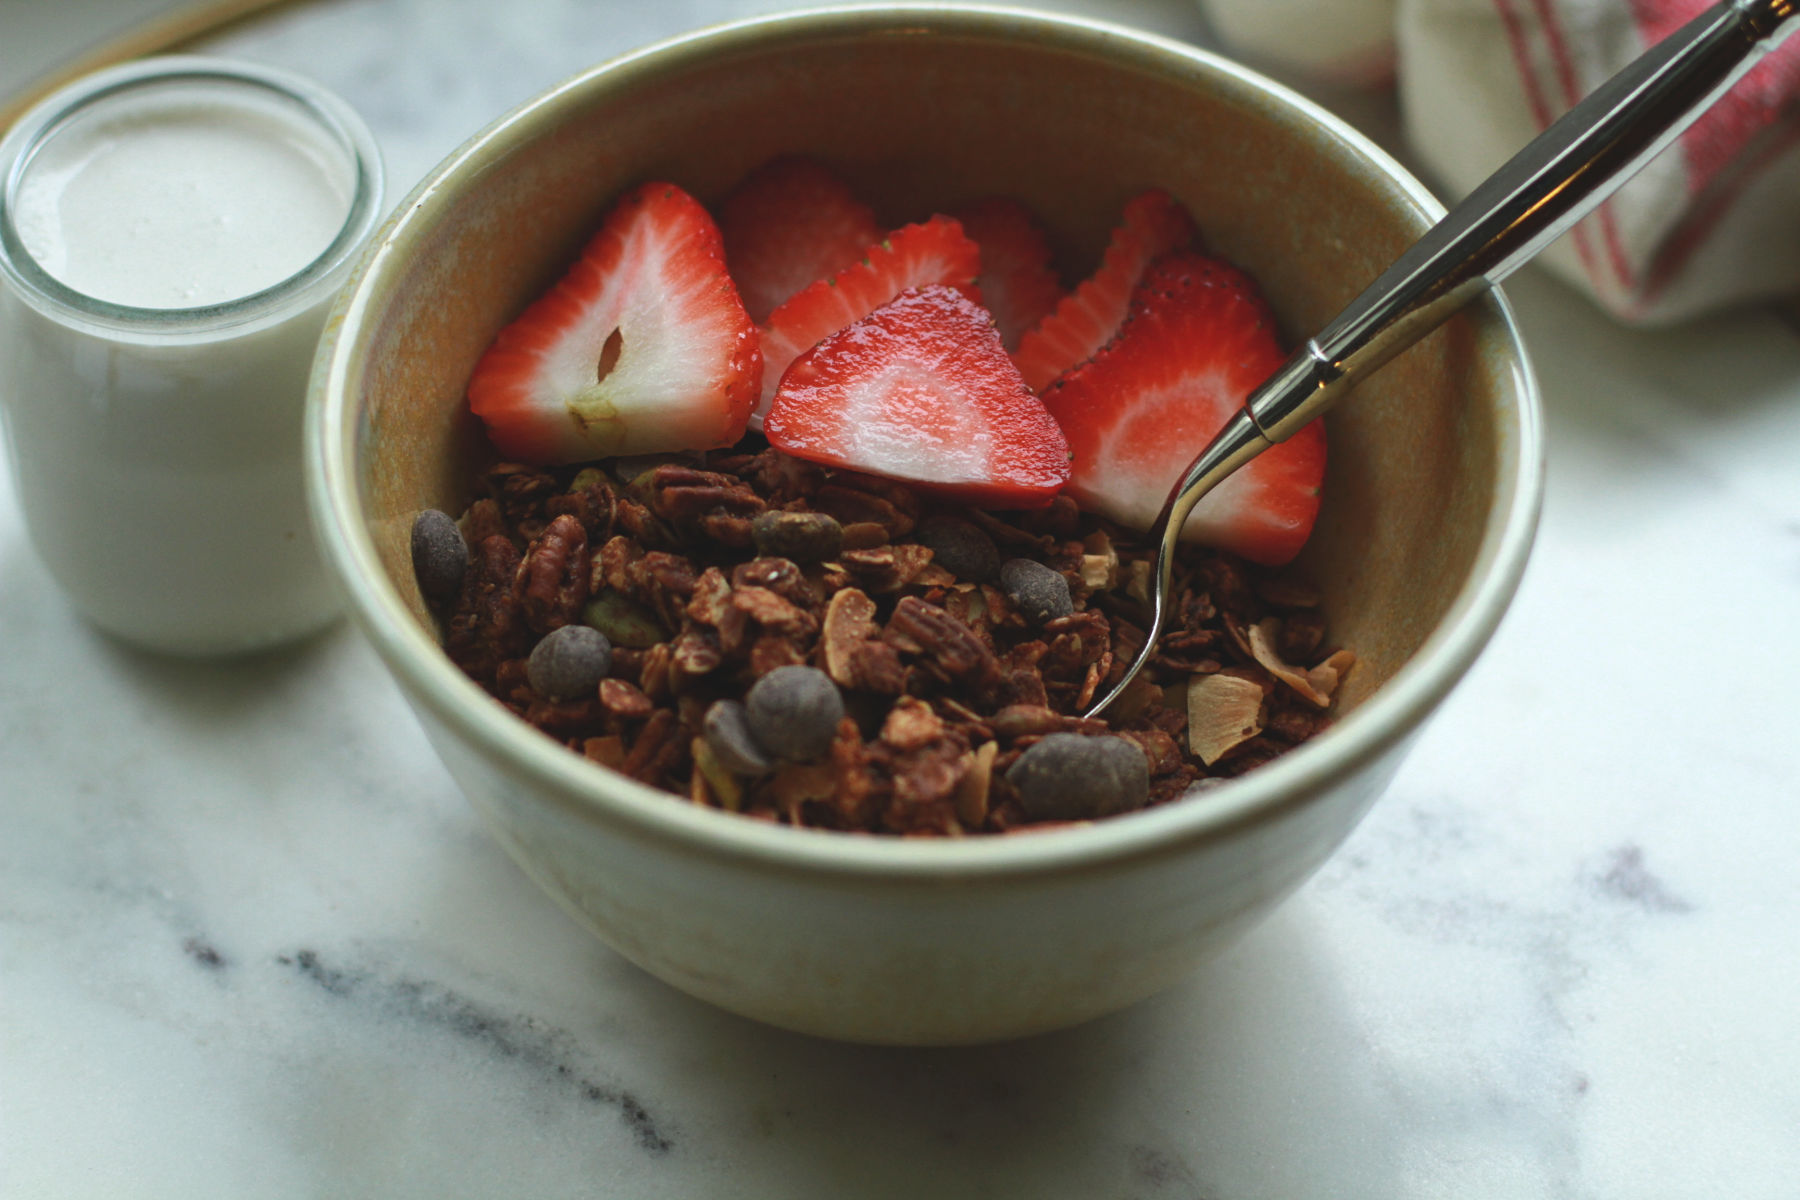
423,446,1351,835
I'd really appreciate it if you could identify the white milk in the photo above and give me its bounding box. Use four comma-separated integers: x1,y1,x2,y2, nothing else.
0,59,382,655
13,93,353,309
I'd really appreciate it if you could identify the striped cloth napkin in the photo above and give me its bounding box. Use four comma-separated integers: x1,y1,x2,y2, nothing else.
1199,0,1800,325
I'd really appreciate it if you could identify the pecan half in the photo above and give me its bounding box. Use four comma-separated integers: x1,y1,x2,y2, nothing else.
517,513,590,633
883,596,1004,701
647,463,765,546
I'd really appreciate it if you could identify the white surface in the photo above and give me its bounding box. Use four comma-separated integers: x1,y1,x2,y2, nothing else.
3,1,1799,1197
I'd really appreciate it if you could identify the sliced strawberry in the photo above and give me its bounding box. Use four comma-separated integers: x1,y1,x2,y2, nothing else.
1041,251,1324,566
951,196,1065,351
753,215,981,426
764,285,1070,508
718,155,882,323
467,182,760,464
1011,189,1197,392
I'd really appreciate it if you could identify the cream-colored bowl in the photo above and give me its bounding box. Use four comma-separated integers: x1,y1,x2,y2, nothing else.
307,5,1541,1045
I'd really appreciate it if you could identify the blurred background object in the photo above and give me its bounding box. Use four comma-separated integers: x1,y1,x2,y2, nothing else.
1201,0,1800,324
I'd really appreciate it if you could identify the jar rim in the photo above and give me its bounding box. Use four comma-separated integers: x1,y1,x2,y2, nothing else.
0,55,384,339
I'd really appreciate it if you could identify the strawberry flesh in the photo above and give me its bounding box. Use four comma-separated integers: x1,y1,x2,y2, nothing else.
1041,251,1325,566
764,285,1071,507
467,182,759,464
753,214,981,426
1011,189,1197,392
719,155,882,323
952,196,1065,350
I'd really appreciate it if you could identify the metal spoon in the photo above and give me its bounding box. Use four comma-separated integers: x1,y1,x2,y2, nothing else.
1087,0,1800,719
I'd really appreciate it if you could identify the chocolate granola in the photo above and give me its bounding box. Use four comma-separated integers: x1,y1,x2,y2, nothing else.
421,445,1351,835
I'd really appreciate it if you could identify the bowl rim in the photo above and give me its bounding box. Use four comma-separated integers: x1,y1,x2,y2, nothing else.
307,2,1544,883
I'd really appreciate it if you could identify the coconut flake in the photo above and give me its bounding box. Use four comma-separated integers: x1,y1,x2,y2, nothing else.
1247,619,1355,708
954,740,999,828
1186,673,1266,765
1080,531,1120,590
1125,559,1152,603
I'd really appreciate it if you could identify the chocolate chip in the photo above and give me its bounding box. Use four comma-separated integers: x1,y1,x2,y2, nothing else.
702,700,774,776
745,665,844,761
916,516,1001,582
1005,733,1149,821
1000,558,1074,624
411,508,468,603
527,624,613,700
750,510,844,563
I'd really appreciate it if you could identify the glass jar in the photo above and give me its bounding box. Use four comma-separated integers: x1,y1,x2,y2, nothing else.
0,56,383,655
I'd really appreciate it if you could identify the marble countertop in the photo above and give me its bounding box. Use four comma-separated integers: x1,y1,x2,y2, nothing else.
4,2,1798,1196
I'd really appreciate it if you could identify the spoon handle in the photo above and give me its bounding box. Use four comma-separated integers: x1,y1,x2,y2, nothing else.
1087,0,1800,718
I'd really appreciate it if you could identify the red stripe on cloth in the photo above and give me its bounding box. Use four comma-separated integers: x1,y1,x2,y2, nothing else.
1493,0,1606,283
1639,116,1800,306
1535,0,1641,294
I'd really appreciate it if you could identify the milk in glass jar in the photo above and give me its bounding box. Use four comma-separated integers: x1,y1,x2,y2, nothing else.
0,58,382,654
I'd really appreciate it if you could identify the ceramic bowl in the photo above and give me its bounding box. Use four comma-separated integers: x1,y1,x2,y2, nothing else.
307,5,1541,1045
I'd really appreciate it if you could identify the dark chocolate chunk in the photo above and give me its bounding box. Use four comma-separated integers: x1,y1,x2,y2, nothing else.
411,508,468,603
1000,557,1074,624
745,665,844,761
1005,733,1149,821
916,516,1001,582
527,624,613,700
702,700,775,776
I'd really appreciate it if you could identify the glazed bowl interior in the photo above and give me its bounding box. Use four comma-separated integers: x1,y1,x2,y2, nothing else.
309,5,1538,1039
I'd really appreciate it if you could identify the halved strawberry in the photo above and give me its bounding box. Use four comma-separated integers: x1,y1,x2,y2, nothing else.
718,155,883,323
1011,189,1197,392
1041,251,1324,566
952,196,1065,350
467,182,759,464
753,215,981,426
764,285,1070,508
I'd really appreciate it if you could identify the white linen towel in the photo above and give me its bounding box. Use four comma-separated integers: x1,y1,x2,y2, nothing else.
1199,0,1800,324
